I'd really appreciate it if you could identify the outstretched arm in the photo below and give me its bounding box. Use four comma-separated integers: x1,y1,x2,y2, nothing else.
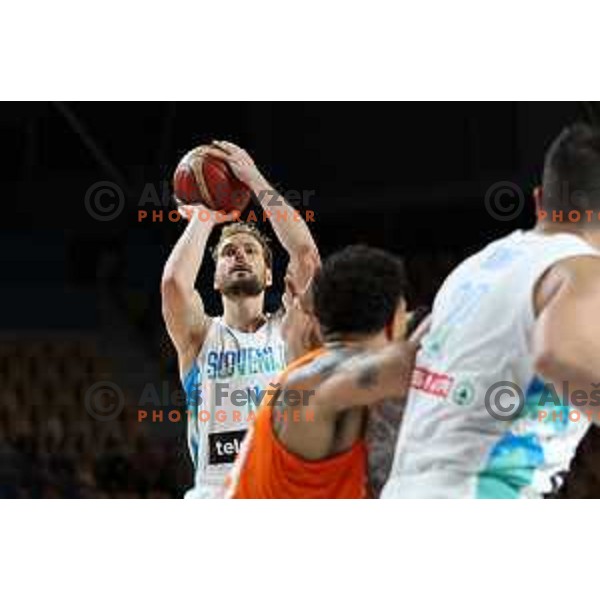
311,317,430,412
206,141,320,292
161,206,235,377
314,341,418,411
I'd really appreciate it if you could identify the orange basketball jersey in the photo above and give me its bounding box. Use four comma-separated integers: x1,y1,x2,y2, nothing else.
226,348,368,499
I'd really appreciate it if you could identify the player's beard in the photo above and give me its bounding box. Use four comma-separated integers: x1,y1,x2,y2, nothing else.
221,272,265,298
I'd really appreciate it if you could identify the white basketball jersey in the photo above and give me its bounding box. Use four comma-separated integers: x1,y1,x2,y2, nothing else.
382,230,600,499
183,314,286,498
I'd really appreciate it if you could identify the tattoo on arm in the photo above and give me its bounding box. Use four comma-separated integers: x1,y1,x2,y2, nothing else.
319,361,340,383
286,354,341,388
356,362,379,389
366,397,405,497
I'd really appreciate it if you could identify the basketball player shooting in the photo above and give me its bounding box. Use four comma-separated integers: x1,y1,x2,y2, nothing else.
382,124,600,498
161,141,319,499
226,245,429,498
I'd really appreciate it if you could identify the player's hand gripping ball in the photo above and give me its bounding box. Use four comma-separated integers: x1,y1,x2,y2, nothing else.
173,144,252,213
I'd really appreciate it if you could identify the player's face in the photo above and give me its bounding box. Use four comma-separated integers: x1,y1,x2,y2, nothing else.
214,233,272,297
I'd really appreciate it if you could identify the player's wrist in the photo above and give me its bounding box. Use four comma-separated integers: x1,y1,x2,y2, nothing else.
179,204,217,230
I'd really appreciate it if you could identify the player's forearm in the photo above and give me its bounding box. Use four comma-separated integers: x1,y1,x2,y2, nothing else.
250,176,318,259
162,217,213,289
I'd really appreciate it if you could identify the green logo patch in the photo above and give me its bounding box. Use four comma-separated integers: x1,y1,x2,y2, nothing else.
452,380,475,407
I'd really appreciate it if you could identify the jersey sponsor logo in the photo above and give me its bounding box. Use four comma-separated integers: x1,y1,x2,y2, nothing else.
224,424,255,498
411,367,454,399
208,430,248,464
452,379,476,407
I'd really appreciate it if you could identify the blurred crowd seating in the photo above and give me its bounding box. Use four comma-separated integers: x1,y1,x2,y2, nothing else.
0,337,188,498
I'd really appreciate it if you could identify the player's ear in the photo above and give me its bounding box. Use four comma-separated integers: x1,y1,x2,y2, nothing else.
266,266,273,287
533,185,543,213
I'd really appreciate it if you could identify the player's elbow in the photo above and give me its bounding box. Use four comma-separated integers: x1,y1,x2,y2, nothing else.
307,244,321,266
161,270,186,298
160,274,175,299
296,244,320,266
161,275,189,316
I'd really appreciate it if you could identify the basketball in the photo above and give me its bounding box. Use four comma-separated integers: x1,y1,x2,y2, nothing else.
173,145,252,213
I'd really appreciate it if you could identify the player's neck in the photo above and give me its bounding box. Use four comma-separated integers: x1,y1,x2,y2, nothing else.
535,222,600,248
324,331,389,351
222,294,266,332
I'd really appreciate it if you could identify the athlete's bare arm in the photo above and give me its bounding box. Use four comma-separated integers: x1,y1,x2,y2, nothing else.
314,338,421,412
287,317,430,413
281,257,322,361
533,255,600,415
206,141,320,293
161,206,236,377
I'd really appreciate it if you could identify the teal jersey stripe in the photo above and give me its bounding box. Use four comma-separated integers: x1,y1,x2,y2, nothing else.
182,363,201,466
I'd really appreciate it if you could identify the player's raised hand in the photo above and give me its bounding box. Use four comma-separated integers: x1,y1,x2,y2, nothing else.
205,141,266,189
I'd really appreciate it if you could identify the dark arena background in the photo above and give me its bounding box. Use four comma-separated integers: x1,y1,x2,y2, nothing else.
2,101,600,499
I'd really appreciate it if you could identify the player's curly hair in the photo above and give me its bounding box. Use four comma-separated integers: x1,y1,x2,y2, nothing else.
312,245,407,337
212,223,273,268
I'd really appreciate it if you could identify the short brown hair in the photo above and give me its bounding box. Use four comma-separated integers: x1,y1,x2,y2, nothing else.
543,123,600,216
212,223,273,268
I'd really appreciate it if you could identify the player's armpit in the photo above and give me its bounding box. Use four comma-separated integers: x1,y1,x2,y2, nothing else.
311,341,419,412
533,255,600,401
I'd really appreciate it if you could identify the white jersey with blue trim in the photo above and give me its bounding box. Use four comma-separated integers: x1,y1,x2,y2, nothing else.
183,314,286,498
382,230,600,499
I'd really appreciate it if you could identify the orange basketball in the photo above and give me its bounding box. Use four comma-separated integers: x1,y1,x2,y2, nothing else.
173,145,252,213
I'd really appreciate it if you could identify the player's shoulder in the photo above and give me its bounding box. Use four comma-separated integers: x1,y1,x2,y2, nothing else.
284,349,346,392
547,253,600,290
536,253,600,315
